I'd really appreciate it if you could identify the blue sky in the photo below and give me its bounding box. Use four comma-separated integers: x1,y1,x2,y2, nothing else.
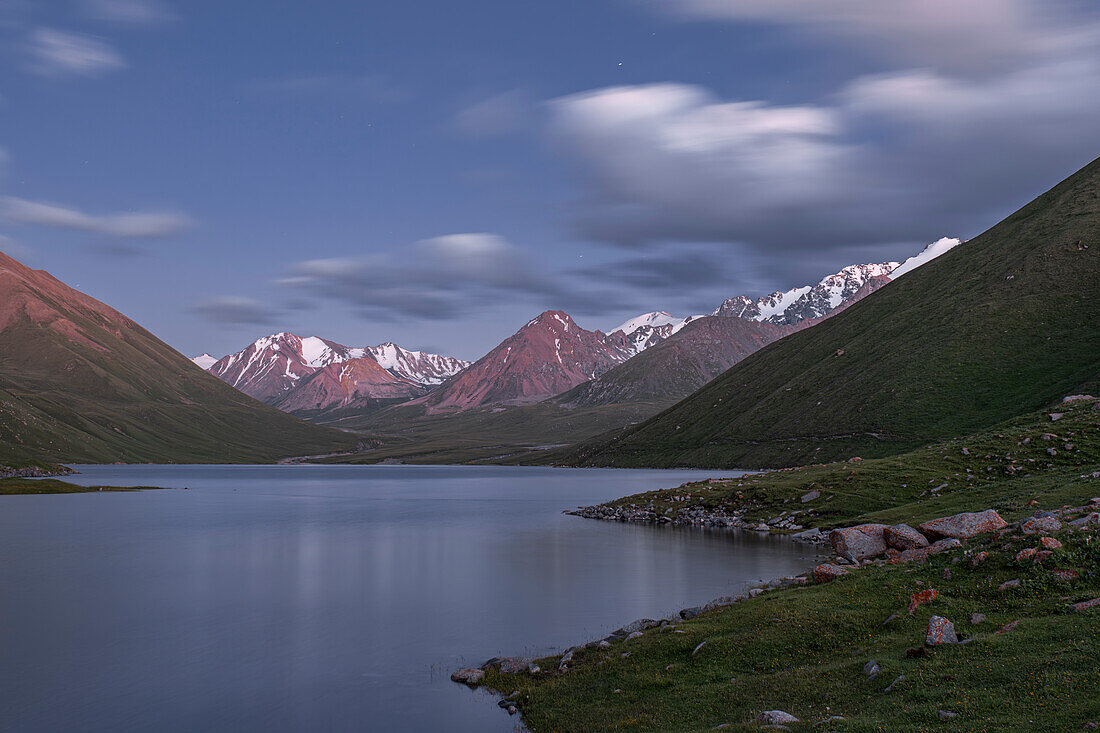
2,0,1098,360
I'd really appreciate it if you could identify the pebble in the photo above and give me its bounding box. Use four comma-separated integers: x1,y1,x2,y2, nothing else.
938,710,958,720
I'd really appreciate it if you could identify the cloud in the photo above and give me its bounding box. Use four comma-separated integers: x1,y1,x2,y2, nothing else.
81,0,175,25
1,196,192,238
572,247,733,292
26,28,125,77
544,35,1100,262
453,90,531,137
280,233,582,320
643,0,1094,73
190,296,276,326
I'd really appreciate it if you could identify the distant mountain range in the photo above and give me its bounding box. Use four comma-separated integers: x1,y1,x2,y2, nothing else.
559,158,1100,468
195,240,959,417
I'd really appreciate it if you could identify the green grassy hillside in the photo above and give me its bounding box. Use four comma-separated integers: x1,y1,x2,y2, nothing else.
0,252,356,464
560,156,1100,468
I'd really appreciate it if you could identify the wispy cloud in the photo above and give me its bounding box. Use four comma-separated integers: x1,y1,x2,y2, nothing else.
81,0,175,25
453,90,531,137
26,28,125,77
190,296,276,326
1,196,192,238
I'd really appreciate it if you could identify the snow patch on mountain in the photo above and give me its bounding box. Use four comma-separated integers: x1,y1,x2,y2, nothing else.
890,237,962,279
191,353,217,370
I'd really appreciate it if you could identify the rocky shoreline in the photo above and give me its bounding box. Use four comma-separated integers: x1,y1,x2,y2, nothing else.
564,501,828,544
0,464,75,479
453,499,1100,726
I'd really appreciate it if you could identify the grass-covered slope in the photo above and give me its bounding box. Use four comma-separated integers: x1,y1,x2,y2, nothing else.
474,401,1100,731
0,252,356,464
562,156,1100,468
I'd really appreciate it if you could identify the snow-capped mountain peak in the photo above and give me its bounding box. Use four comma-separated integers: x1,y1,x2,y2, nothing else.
366,342,470,385
890,237,961,279
191,353,217,370
610,311,707,356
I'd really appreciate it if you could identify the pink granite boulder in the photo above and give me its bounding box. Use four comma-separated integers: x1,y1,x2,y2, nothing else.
829,524,888,560
919,510,1007,540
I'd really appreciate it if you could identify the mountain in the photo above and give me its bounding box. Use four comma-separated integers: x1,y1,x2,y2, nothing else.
559,157,1100,468
609,311,706,356
272,357,428,414
556,316,794,407
206,334,467,406
0,251,355,464
417,310,634,411
712,260,903,324
365,342,469,385
191,353,217,369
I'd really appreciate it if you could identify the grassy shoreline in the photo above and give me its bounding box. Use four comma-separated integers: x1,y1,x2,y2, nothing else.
465,400,1100,730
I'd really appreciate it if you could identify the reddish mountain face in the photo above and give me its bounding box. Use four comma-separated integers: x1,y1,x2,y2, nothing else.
419,311,633,411
272,357,427,413
208,333,356,403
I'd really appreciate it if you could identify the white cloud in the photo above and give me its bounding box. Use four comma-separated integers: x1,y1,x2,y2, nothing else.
644,0,1091,72
1,196,192,238
82,0,174,25
27,28,125,77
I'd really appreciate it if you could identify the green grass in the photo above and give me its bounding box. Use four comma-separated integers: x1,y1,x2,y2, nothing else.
0,478,164,494
558,156,1100,469
312,401,670,464
0,252,357,464
472,401,1100,730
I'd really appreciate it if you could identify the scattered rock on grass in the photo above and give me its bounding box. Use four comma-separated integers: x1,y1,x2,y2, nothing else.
1040,536,1063,549
908,589,938,615
884,675,905,693
938,710,958,720
885,524,930,551
863,660,880,679
1022,516,1062,535
1073,598,1100,612
926,616,958,646
757,710,799,725
999,579,1021,591
813,563,850,584
919,510,1007,540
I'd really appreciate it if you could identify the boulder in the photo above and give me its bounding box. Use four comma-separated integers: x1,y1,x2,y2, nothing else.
1073,598,1100,612
757,710,798,725
829,524,888,560
481,656,530,674
892,538,962,564
907,588,938,615
1022,516,1062,534
925,616,958,645
918,510,1007,540
451,668,485,685
968,551,990,568
999,579,1021,591
1040,536,1063,549
800,489,820,503
812,563,850,584
884,524,930,551
1016,547,1039,562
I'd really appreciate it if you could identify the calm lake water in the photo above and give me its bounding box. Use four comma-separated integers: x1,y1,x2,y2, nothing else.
0,465,819,732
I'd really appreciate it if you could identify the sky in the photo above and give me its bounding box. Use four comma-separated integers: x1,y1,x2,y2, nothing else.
1,0,1098,361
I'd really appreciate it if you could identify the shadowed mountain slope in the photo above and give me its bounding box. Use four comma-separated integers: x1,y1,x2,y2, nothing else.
559,156,1100,468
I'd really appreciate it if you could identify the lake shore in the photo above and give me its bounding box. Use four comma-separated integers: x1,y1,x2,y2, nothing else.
457,400,1100,731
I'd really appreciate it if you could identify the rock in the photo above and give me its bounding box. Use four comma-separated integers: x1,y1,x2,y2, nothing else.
480,656,530,674
829,524,888,560
450,668,485,685
882,613,900,626
938,710,958,721
1016,547,1039,562
969,551,990,568
1034,550,1053,563
692,642,707,655
908,588,938,615
997,620,1019,634
507,705,517,715
883,675,905,693
792,527,825,543
813,563,850,584
1073,598,1100,612
1040,536,1063,549
1052,569,1080,581
528,663,541,674
885,524,930,551
817,716,846,725
753,522,770,531
919,509,1007,540
941,567,952,580
680,606,703,620
969,613,986,625
757,711,799,725
999,579,1021,591
1050,412,1065,421
1022,516,1062,534
617,618,659,635
892,538,962,565
801,489,820,503
925,616,958,645
598,640,611,649
625,631,643,641
1069,513,1100,528
863,660,880,679
1062,394,1095,402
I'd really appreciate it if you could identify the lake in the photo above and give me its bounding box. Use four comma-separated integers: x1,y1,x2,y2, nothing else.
0,465,819,732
